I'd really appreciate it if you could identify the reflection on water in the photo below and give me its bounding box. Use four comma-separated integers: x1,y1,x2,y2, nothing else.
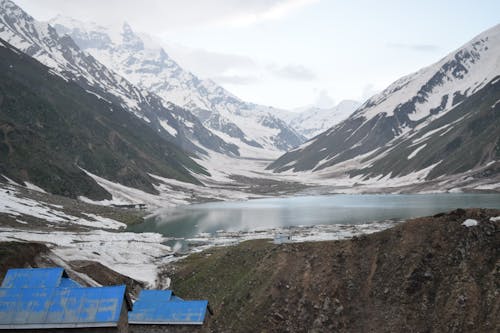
128,194,500,238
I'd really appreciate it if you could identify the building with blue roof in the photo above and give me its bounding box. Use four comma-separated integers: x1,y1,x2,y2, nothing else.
0,267,130,333
0,267,210,333
1,267,68,289
129,290,210,333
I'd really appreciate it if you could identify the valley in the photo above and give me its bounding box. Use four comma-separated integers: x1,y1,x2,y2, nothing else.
0,0,499,331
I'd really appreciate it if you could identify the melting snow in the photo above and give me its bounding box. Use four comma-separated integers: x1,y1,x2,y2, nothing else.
462,219,479,227
159,119,178,136
0,186,125,230
23,182,46,193
407,144,427,160
0,227,170,286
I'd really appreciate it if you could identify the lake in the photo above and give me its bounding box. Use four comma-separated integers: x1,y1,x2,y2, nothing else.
127,193,500,239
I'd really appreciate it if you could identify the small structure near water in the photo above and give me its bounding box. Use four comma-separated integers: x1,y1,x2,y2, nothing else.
274,232,293,244
111,203,146,210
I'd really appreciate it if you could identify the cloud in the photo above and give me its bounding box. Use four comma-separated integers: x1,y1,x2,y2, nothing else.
211,74,260,85
360,83,380,102
224,0,320,27
161,42,257,79
268,64,317,81
313,90,336,109
16,0,320,32
162,42,316,85
386,42,439,52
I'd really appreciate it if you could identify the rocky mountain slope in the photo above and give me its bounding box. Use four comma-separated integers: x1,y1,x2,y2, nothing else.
50,16,305,154
269,24,500,185
0,38,205,199
289,100,361,138
0,0,238,157
168,208,500,332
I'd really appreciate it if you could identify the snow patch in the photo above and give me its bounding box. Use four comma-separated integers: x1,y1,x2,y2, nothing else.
159,119,178,137
0,227,170,287
0,186,125,230
462,219,478,227
24,182,47,193
408,144,427,160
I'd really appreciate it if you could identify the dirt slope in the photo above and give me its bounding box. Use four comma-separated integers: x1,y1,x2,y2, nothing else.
168,208,499,333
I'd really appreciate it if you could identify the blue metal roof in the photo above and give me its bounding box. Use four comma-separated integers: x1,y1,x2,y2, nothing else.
129,290,208,325
1,268,66,289
59,278,82,288
133,290,172,306
0,286,126,329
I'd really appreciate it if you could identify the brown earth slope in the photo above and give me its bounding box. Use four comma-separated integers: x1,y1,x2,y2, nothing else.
168,208,500,333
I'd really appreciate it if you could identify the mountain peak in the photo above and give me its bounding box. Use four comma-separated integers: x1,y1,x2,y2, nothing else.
1,0,32,22
122,21,133,34
269,23,500,185
121,21,143,50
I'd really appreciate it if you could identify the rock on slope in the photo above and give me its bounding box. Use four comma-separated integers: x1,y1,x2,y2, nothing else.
50,16,305,154
168,209,500,332
269,24,500,186
0,0,237,157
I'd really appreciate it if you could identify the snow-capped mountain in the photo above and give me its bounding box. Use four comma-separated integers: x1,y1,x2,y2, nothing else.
269,24,500,185
288,100,361,138
50,16,305,154
0,37,206,198
0,0,238,157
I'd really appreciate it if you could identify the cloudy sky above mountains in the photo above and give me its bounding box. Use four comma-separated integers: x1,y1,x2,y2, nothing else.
17,0,500,109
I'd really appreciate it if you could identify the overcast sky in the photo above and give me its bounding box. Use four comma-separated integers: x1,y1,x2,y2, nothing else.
16,0,500,110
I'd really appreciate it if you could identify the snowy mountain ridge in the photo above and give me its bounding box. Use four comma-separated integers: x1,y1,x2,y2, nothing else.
269,23,500,188
50,16,305,154
289,100,361,138
0,0,239,157
350,23,500,128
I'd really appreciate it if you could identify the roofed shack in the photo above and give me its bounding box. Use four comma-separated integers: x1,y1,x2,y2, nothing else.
0,267,131,333
129,290,211,333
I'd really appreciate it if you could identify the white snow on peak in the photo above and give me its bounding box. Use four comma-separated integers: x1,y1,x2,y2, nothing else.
49,16,304,153
288,100,361,138
0,1,148,115
353,24,500,123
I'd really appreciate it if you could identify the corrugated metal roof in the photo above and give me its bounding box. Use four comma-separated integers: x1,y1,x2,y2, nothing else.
129,290,208,325
129,300,208,325
59,278,81,288
133,290,172,305
1,268,66,289
0,286,126,329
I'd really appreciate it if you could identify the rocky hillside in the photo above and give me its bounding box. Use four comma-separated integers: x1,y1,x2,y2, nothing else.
167,209,499,332
269,24,500,186
0,38,205,199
